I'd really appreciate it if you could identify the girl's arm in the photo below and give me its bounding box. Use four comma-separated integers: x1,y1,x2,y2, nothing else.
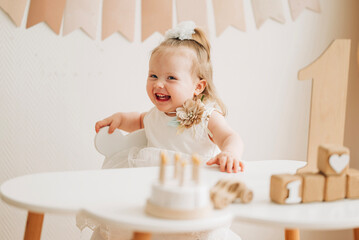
206,111,244,173
95,112,147,133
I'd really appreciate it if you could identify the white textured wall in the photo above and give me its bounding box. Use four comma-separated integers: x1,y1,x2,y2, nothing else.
0,0,358,239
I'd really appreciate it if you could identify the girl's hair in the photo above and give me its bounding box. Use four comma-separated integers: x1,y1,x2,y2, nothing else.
151,28,227,116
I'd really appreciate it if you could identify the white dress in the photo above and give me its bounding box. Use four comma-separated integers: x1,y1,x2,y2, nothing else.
101,103,220,169
77,103,241,240
144,105,220,159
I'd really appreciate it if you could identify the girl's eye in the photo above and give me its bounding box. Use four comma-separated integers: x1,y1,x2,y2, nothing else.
168,76,176,80
150,74,157,78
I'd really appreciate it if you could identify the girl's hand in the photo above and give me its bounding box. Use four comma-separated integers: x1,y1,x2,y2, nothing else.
95,113,122,134
206,152,244,173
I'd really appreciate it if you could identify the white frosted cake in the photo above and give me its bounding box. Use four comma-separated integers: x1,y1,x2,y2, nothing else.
145,153,212,219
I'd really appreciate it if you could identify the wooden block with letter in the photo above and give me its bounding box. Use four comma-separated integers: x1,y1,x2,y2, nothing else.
318,144,350,176
346,168,359,199
324,173,346,201
270,174,302,204
298,173,325,203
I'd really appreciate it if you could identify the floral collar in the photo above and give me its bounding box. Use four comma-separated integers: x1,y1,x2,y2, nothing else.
168,97,208,135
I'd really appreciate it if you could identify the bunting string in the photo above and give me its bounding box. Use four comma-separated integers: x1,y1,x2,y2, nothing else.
141,0,172,42
26,0,66,34
102,0,136,41
0,0,28,26
212,0,246,36
62,0,101,39
0,0,322,41
176,0,208,33
251,0,285,29
288,0,321,21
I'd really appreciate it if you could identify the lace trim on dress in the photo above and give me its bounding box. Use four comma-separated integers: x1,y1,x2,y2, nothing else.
77,214,133,240
76,213,99,232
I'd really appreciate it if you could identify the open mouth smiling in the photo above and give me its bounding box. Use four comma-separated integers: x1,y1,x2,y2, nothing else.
155,93,171,101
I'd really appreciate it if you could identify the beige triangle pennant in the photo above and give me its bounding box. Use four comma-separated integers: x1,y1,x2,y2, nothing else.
141,0,172,41
212,0,246,36
102,0,135,41
288,0,321,21
176,0,208,32
0,0,28,26
251,0,285,29
26,0,66,34
63,0,101,39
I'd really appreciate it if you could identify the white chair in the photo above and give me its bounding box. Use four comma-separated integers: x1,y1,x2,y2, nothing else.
94,127,148,169
94,126,194,168
95,126,147,159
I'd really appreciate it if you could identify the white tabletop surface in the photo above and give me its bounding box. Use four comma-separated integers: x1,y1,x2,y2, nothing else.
1,160,359,231
228,162,359,230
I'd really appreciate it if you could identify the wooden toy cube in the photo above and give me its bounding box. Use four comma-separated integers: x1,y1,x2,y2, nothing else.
324,173,346,201
299,173,325,203
346,168,359,199
317,144,350,176
270,174,302,204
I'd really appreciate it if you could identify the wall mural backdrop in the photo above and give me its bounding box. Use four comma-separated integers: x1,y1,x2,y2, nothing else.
0,0,321,41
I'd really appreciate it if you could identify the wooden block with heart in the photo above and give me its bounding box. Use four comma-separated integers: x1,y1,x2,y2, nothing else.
317,144,350,176
317,144,350,202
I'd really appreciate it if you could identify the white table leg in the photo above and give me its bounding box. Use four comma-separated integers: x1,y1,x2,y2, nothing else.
285,228,300,240
133,232,152,240
354,228,359,240
24,212,44,240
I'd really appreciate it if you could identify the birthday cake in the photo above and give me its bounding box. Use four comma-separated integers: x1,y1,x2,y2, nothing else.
145,153,212,219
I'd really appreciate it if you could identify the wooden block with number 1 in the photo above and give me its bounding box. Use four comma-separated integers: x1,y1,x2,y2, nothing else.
270,174,302,204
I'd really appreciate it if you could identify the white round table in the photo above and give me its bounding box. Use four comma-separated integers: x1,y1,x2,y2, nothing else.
227,161,359,230
228,160,359,240
80,206,232,236
1,160,359,240
1,164,233,240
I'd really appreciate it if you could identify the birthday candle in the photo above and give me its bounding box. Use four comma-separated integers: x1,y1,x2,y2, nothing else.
160,151,167,184
174,154,181,178
180,160,187,186
192,154,201,184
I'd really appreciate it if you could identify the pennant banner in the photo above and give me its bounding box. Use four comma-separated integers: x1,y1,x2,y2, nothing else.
63,0,101,39
26,0,67,34
212,0,246,36
2,0,322,41
251,0,285,29
176,0,208,32
141,0,172,42
288,0,321,21
0,0,28,26
102,0,136,41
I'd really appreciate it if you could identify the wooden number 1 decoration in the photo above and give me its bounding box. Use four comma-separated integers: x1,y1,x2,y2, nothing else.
297,39,351,173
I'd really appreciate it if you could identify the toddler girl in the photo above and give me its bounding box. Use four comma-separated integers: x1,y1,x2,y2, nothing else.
96,21,244,173
85,21,244,240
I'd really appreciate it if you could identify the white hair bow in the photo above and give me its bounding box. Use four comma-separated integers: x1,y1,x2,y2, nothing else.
165,21,196,40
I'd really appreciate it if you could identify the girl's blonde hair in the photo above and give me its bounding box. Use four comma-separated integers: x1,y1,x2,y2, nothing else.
151,28,227,116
